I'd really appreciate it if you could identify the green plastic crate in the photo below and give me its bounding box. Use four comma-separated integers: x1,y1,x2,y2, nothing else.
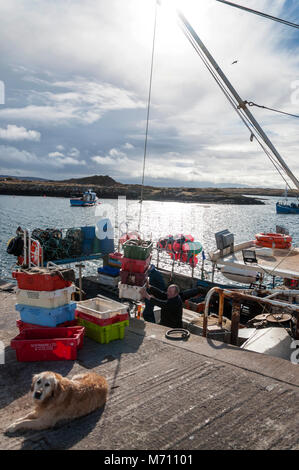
123,240,153,260
77,317,129,344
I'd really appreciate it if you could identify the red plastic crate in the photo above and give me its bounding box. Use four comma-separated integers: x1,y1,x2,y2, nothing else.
11,326,85,362
17,319,78,332
121,255,151,274
12,271,72,291
120,268,149,286
75,310,129,327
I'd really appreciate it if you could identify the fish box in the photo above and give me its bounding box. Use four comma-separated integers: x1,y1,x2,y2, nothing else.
17,319,78,332
16,286,75,309
97,274,120,287
123,240,153,260
121,255,151,274
15,302,77,328
120,269,149,287
11,326,85,362
76,318,129,344
118,282,145,301
75,309,129,327
12,270,73,291
76,297,127,319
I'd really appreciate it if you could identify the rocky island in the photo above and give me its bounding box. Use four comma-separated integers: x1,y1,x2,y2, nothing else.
0,174,296,205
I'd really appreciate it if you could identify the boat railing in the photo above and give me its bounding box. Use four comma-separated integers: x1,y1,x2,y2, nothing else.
203,287,299,343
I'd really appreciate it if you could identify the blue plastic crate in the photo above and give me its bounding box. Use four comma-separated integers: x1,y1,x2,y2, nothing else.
15,302,76,327
98,266,120,277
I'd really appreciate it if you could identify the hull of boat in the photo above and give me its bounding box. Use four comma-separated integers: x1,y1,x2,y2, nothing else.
70,199,98,207
276,203,299,214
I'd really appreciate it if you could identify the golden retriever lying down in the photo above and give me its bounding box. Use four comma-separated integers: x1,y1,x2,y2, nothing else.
6,371,108,433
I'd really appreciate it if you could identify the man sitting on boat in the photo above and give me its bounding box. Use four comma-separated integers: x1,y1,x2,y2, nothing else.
141,282,201,329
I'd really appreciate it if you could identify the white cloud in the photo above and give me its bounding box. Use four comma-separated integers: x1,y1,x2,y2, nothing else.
0,79,145,125
123,143,134,149
68,147,80,158
0,124,41,141
48,151,64,158
0,0,297,187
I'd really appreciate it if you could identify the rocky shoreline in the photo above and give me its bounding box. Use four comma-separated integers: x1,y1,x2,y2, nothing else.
0,179,267,204
1,177,296,204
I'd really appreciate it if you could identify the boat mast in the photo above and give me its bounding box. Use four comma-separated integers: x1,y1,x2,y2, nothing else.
175,8,299,191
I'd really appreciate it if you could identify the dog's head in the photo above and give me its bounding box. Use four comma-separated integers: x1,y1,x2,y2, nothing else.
31,371,63,402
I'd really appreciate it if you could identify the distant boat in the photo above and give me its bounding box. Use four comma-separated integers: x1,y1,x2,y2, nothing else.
276,202,299,214
276,187,299,214
70,189,99,207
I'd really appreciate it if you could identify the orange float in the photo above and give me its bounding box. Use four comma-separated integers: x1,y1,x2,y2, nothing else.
255,233,292,249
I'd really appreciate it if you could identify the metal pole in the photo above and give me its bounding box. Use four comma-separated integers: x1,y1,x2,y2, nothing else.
218,291,224,327
177,9,299,190
76,263,85,302
230,301,240,345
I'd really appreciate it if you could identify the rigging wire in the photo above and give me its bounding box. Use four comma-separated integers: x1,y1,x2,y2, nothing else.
138,0,159,232
245,101,299,119
179,21,296,191
216,0,299,30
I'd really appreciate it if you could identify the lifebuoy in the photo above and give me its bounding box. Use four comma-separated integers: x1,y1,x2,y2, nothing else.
255,233,292,249
17,239,42,266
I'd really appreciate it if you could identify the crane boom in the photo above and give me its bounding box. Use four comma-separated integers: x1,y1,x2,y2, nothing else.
175,8,299,191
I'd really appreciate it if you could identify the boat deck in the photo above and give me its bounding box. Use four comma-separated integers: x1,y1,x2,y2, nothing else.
210,241,299,280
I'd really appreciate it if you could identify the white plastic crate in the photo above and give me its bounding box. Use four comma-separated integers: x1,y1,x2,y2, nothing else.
16,285,75,309
76,297,127,320
118,282,145,301
97,273,120,287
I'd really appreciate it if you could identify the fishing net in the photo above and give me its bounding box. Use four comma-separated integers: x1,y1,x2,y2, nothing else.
31,228,83,261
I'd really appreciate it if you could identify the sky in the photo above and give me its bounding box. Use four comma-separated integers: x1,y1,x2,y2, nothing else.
0,0,298,188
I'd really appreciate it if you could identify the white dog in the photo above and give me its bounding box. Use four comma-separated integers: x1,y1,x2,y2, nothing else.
6,371,108,433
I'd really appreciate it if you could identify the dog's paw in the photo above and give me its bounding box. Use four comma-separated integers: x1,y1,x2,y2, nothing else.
5,423,19,434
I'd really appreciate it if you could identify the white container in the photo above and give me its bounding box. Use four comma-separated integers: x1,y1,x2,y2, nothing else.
118,282,145,301
76,297,127,320
221,266,259,284
16,285,75,309
97,273,120,287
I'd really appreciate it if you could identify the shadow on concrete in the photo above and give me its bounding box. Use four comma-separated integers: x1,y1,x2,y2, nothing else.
0,345,74,409
76,318,146,370
15,404,106,450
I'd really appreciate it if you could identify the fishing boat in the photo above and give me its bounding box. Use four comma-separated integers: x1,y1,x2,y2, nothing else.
70,189,98,207
276,186,299,214
276,202,299,214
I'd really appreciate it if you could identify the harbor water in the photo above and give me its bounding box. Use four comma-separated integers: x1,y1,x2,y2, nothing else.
0,194,298,282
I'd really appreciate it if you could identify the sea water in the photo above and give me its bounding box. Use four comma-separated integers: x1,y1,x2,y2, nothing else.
0,194,298,282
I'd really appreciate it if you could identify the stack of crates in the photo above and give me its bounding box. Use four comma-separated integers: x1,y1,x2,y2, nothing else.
11,268,84,361
118,240,153,301
76,297,129,344
97,252,123,287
